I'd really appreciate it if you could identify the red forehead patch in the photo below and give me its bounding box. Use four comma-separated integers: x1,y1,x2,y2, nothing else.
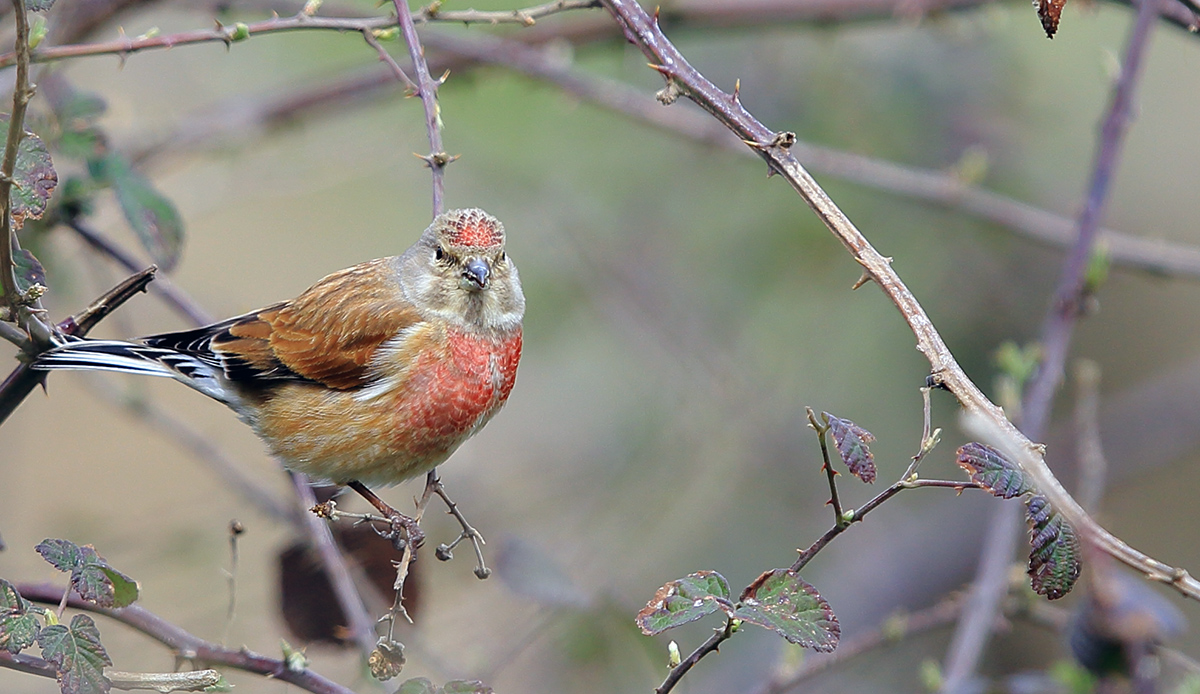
443,209,504,249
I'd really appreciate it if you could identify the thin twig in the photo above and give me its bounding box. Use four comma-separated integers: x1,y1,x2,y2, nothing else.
417,0,601,26
15,583,356,694
392,0,449,217
806,408,844,522
654,618,734,694
361,29,418,93
0,0,31,311
428,473,491,579
942,0,1162,689
108,669,223,692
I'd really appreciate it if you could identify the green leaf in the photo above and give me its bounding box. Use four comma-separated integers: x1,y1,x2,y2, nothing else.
955,442,1033,499
2,118,58,229
25,0,56,11
443,681,494,694
14,247,46,295
635,570,732,636
396,678,437,694
823,413,876,483
0,578,40,654
732,569,840,652
1025,494,1081,600
35,539,140,608
38,614,111,694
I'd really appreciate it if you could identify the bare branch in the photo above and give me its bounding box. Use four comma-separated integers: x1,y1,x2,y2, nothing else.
392,0,449,217
16,583,358,694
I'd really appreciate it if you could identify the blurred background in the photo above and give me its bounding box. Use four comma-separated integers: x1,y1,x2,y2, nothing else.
3,0,1200,691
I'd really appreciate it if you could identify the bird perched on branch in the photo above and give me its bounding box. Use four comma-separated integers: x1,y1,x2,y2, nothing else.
33,208,524,533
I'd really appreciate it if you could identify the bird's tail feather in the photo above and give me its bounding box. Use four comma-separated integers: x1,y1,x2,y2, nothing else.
32,339,231,404
33,340,180,377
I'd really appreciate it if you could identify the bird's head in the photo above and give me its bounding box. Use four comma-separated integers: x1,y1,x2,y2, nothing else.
402,208,525,333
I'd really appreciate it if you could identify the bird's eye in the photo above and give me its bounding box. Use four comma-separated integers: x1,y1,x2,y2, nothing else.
435,246,445,261
499,251,506,262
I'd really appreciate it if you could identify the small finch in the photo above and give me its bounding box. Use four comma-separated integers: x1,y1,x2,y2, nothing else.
33,208,524,525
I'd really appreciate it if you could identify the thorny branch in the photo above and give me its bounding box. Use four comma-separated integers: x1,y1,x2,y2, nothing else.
596,0,1200,691
942,0,1163,688
392,0,450,217
0,267,155,425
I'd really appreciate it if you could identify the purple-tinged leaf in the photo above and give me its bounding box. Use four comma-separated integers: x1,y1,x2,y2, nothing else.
824,413,876,483
2,117,57,229
733,569,840,652
0,578,39,654
35,539,139,608
14,248,45,295
38,614,111,694
1025,494,1081,599
636,571,732,636
956,442,1033,499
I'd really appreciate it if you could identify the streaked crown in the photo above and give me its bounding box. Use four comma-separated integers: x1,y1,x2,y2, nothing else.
436,208,505,250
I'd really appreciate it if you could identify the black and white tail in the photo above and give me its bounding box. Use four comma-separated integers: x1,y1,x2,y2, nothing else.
32,338,232,404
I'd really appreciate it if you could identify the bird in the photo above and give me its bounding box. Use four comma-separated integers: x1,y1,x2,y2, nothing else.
32,208,524,536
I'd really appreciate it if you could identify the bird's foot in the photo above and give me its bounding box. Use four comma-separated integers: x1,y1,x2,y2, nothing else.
346,480,425,552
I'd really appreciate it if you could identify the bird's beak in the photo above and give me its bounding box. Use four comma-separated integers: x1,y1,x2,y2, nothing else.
462,258,490,290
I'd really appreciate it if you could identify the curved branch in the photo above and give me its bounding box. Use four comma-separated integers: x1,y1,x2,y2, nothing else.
16,583,357,694
598,0,1200,602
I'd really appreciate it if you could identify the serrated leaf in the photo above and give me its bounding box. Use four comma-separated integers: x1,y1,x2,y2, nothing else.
14,247,45,295
38,614,111,694
396,679,437,694
1025,494,1081,600
106,156,183,271
635,571,732,636
955,442,1033,499
0,578,40,654
368,638,405,681
26,0,57,11
1,117,58,229
824,413,876,483
36,538,90,573
35,539,139,608
732,569,840,652
443,681,494,694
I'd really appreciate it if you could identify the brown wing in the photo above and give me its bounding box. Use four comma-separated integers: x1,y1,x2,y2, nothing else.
145,258,422,390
